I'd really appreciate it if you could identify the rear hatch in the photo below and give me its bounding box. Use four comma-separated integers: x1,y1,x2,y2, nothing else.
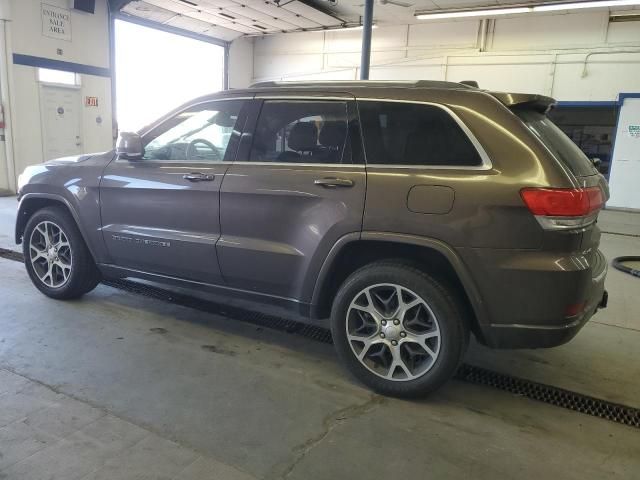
491,91,609,253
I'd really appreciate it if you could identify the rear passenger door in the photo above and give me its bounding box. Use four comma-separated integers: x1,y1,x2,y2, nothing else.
218,96,366,303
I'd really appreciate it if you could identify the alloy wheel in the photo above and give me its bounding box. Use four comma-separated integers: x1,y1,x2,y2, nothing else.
29,221,73,288
345,283,441,381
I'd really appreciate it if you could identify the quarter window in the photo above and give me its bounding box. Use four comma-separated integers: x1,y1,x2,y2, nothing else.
142,100,244,162
249,100,351,164
358,101,482,167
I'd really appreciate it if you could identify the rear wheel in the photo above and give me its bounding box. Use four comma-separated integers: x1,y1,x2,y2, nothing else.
331,261,469,397
23,207,101,299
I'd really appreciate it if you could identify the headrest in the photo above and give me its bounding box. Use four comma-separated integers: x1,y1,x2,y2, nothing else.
319,122,346,148
288,122,318,151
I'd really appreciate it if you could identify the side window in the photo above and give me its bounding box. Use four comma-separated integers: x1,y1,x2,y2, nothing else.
249,100,351,164
358,101,482,167
142,100,244,162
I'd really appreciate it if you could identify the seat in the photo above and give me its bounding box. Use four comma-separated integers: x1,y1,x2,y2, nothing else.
317,122,347,163
278,122,318,162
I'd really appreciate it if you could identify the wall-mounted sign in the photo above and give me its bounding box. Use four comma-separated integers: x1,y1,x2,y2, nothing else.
41,3,72,42
85,96,99,107
628,125,640,139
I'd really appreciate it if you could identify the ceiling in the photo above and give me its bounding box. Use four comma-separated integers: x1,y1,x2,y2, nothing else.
118,0,640,42
120,0,345,41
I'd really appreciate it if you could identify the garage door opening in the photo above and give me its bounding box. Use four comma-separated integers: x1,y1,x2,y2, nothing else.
114,20,225,132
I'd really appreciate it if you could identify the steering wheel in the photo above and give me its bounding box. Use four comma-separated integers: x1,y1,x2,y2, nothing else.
186,139,221,161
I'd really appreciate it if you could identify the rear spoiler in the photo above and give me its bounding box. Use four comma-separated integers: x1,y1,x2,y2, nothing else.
489,92,557,114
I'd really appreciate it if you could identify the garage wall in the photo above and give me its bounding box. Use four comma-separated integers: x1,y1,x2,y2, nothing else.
0,0,113,192
251,11,640,100
229,37,253,89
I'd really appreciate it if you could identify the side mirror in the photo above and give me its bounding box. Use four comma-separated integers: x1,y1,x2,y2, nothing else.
591,157,602,169
116,132,144,160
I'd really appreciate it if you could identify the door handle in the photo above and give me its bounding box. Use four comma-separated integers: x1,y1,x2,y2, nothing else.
314,178,354,188
183,172,215,182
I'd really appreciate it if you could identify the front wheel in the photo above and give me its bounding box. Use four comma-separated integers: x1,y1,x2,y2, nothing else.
331,261,469,398
23,206,101,300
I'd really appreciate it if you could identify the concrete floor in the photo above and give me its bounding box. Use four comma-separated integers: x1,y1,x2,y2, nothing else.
0,196,639,479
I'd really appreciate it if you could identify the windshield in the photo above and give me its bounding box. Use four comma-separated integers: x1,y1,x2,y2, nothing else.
516,110,597,177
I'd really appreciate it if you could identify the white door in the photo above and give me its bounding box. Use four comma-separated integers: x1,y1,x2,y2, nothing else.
40,85,83,161
609,97,640,210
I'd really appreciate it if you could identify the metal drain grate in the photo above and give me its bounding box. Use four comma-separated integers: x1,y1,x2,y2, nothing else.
455,364,640,428
2,246,639,428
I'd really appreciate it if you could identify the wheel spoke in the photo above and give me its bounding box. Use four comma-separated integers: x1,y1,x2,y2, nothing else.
389,347,411,379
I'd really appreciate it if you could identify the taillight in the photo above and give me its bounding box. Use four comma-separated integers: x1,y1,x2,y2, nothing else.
520,187,604,230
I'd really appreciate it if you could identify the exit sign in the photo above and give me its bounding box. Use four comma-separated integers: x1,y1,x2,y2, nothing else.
85,96,98,107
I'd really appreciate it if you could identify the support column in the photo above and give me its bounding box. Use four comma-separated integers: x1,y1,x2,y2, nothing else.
359,0,374,80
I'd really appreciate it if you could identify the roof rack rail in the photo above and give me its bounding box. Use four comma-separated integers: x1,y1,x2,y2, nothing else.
249,80,473,89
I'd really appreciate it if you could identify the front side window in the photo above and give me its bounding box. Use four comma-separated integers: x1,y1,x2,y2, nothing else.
358,101,482,167
142,100,244,162
249,100,350,164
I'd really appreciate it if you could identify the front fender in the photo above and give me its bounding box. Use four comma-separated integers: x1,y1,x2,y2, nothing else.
15,192,102,262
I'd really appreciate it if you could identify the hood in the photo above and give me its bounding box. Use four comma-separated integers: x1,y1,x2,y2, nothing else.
45,152,106,165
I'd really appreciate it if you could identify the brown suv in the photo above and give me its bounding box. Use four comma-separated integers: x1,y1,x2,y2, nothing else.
15,80,609,397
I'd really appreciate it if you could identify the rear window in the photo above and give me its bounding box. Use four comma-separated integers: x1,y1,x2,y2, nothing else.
515,110,597,177
358,101,483,167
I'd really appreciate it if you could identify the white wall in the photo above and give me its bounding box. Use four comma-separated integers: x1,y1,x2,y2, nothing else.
251,11,640,101
0,0,113,192
228,36,253,89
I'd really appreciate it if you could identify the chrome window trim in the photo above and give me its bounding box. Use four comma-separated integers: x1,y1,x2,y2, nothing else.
229,161,365,168
356,97,493,171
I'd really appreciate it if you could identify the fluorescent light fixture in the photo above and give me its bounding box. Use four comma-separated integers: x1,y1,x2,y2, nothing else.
416,7,532,20
335,24,378,31
533,0,640,11
415,0,640,20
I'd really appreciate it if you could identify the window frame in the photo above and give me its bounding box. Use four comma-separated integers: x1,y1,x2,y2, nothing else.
237,97,365,167
133,97,251,165
356,98,492,170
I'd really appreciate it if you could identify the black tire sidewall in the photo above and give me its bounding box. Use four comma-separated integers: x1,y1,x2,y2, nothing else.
331,263,468,398
23,207,98,300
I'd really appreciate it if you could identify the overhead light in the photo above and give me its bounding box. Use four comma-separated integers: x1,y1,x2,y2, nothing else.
415,7,532,20
415,0,640,20
533,0,640,11
334,24,378,31
610,12,640,20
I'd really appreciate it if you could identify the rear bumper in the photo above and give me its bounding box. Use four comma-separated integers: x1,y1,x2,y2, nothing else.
469,248,608,349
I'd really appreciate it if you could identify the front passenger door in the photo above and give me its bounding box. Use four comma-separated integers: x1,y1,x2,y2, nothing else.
100,99,247,284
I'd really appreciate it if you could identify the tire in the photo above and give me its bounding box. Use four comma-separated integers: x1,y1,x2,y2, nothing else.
331,261,469,398
23,206,101,300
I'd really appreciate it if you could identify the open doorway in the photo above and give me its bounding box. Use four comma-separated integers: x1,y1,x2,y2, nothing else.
114,20,225,133
548,105,618,178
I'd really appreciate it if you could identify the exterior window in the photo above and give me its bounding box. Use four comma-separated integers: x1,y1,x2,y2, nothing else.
515,109,596,177
142,100,244,162
38,68,80,86
358,101,482,167
250,100,350,164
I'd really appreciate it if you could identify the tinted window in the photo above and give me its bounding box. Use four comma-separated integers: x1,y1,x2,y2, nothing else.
250,101,350,164
143,100,244,162
515,109,597,177
358,101,482,167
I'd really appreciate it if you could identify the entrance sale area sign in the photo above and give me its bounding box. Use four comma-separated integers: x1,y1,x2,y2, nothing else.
41,3,72,42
